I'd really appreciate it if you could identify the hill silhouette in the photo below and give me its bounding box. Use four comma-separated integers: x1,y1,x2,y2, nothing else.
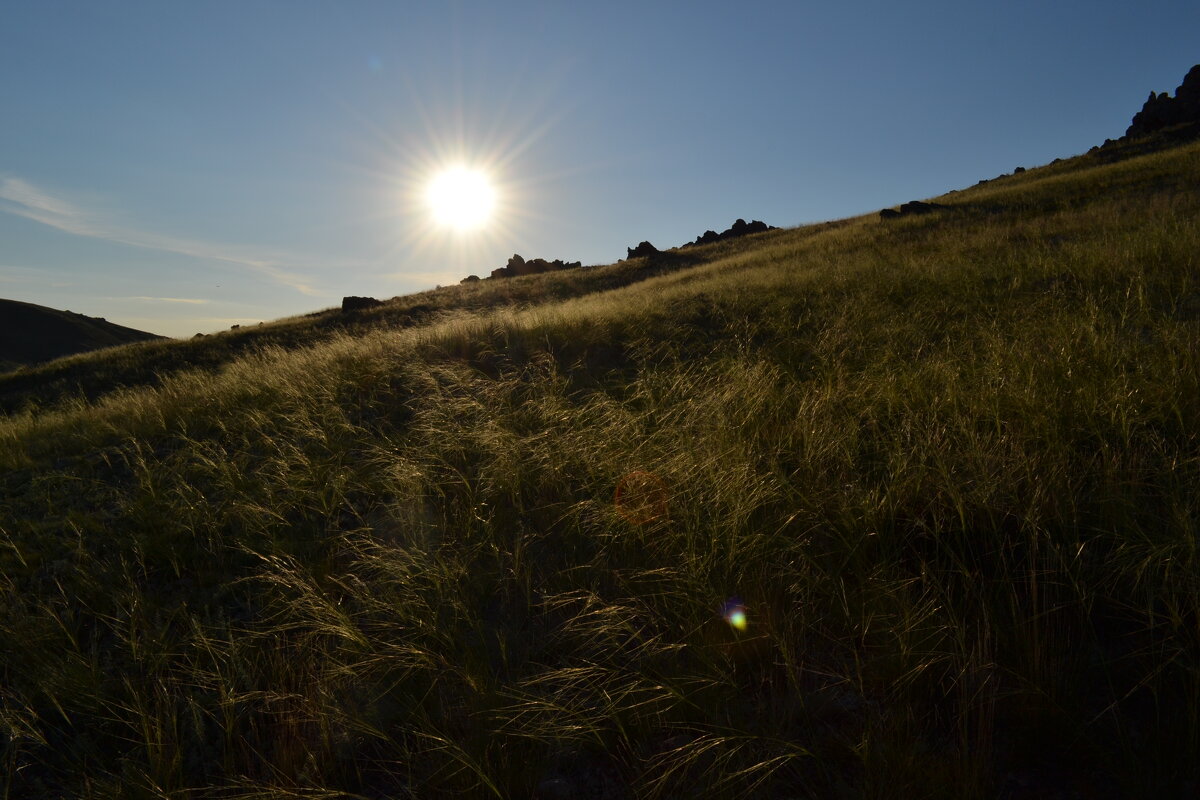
0,298,163,373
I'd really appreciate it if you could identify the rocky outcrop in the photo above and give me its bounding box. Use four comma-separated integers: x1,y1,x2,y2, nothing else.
469,216,776,282
879,200,950,220
1085,65,1200,163
486,254,582,280
499,253,526,277
1127,65,1200,138
683,218,777,247
900,200,948,215
620,218,777,262
626,241,660,259
341,296,383,313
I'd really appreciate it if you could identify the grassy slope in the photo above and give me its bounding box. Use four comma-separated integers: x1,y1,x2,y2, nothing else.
1,142,1198,798
0,299,164,374
0,238,769,416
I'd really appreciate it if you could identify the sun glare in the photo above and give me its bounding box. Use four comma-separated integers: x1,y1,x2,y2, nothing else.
426,167,495,231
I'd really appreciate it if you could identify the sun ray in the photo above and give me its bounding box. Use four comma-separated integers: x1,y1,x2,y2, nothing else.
327,63,637,288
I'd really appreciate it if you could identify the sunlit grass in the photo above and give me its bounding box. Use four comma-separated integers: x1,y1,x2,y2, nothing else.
1,140,1199,797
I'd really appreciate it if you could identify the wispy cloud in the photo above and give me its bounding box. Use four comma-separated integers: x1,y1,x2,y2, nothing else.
0,264,72,286
125,296,209,305
0,177,81,219
0,176,327,296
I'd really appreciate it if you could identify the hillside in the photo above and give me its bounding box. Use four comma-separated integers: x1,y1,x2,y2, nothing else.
0,241,767,415
0,298,164,374
1,139,1199,798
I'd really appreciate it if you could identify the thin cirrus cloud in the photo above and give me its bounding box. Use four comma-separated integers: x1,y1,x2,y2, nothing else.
0,176,327,297
125,296,209,304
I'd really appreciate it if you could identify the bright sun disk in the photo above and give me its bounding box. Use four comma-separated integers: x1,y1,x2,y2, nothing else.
426,167,495,230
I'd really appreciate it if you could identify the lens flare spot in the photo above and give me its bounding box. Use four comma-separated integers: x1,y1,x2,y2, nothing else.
722,598,748,631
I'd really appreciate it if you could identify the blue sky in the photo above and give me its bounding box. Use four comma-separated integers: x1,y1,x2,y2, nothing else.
2,0,1197,337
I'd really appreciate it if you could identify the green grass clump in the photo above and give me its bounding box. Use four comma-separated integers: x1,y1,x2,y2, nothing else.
1,141,1199,798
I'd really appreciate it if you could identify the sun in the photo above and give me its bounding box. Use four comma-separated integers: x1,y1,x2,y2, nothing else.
426,167,495,231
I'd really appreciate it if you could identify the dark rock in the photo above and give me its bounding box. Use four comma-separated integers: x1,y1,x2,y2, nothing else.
485,254,582,279
880,200,952,221
1129,92,1179,138
230,324,240,330
1126,65,1200,138
193,333,206,338
1014,166,1026,174
460,275,480,283
899,200,948,215
513,257,549,276
341,296,382,313
682,218,777,248
1178,64,1200,102
627,241,659,259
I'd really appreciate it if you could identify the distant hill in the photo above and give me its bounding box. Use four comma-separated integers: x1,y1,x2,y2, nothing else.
0,298,164,372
